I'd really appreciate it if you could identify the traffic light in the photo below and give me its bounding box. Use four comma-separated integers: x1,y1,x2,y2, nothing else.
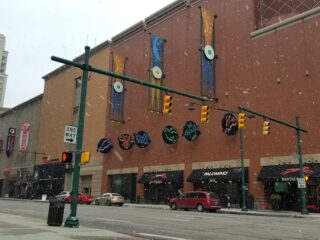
61,151,73,163
262,121,270,135
304,175,309,182
80,151,90,165
238,113,246,129
200,105,209,123
162,95,173,115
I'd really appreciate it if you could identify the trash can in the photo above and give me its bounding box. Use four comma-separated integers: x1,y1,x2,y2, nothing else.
47,199,65,226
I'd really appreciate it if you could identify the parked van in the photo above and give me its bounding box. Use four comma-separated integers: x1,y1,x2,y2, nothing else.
169,191,222,212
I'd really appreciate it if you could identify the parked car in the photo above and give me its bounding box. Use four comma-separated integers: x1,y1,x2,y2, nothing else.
55,191,70,201
169,191,222,212
65,192,94,204
94,193,125,206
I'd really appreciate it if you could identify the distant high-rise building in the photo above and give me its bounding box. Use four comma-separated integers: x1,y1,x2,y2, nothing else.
0,33,8,107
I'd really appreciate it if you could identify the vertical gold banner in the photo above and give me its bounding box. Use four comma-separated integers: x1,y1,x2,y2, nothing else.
113,53,125,74
201,8,214,45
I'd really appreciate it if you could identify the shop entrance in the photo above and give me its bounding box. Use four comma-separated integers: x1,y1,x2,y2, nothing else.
138,171,183,204
110,173,136,203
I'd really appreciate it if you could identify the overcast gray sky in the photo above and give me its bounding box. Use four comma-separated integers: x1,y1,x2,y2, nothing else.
0,0,175,108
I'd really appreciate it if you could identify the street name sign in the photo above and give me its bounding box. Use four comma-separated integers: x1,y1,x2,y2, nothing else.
64,125,77,145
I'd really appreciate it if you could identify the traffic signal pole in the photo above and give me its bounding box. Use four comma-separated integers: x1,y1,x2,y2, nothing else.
64,46,90,228
238,106,308,215
239,128,247,211
51,46,209,227
51,56,208,102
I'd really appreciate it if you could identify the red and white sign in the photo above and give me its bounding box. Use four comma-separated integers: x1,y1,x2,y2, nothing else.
19,123,31,155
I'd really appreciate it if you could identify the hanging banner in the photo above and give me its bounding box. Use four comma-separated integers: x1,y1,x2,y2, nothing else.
221,113,238,135
134,131,151,148
182,121,201,141
6,127,16,158
118,134,134,150
19,123,31,155
201,8,214,46
97,138,113,153
110,53,125,122
149,34,165,110
0,139,3,154
200,8,216,98
162,125,179,144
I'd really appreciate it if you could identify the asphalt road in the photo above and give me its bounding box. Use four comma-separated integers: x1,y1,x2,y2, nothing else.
0,200,319,240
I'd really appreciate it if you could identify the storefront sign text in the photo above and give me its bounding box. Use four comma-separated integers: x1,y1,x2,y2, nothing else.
203,171,228,176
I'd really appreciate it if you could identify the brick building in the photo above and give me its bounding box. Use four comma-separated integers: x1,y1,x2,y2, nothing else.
100,0,320,209
32,0,320,210
37,41,110,197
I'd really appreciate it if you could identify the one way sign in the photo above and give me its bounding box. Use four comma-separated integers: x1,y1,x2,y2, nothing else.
64,125,77,145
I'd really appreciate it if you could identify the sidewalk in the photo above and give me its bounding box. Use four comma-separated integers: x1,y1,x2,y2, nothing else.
0,212,143,240
124,203,320,218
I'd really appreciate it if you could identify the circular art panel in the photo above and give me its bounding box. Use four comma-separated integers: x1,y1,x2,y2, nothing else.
113,81,124,93
204,45,215,60
134,131,151,148
97,138,113,153
118,134,134,150
162,125,179,144
182,121,201,141
151,66,163,80
221,113,238,135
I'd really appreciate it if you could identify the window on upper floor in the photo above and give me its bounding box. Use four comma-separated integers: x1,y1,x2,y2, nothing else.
75,77,81,89
254,0,320,30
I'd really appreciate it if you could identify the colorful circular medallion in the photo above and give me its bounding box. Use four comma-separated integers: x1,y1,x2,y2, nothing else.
113,81,124,93
151,66,163,80
204,45,215,60
162,125,179,144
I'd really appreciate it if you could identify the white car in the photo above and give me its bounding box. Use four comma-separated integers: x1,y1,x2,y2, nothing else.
94,193,125,206
55,191,70,201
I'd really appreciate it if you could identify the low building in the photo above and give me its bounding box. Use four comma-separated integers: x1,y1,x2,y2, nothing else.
0,95,43,198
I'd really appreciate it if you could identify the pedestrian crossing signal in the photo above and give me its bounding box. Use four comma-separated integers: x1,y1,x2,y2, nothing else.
80,151,90,165
61,151,73,163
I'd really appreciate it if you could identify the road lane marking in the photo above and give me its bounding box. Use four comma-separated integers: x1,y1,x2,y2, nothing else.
147,216,190,222
94,217,131,224
135,232,192,240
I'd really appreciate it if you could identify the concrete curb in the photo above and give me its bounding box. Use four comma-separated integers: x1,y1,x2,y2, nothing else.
124,203,318,218
1,198,319,219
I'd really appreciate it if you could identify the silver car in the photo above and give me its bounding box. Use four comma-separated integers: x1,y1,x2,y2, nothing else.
55,191,70,201
94,193,125,206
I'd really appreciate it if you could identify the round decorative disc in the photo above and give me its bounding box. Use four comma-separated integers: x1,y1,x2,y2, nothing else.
151,66,163,80
113,81,123,93
204,45,215,60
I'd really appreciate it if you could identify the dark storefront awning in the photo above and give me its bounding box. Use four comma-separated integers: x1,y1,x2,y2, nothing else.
138,171,183,184
187,167,247,183
257,163,320,181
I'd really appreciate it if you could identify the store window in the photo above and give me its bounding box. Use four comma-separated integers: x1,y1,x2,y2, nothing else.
255,0,320,29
